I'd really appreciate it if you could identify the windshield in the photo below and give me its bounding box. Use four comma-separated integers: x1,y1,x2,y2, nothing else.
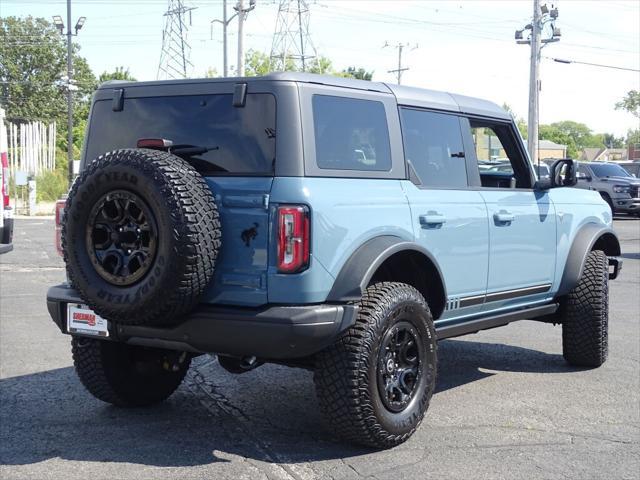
590,163,631,178
85,93,276,175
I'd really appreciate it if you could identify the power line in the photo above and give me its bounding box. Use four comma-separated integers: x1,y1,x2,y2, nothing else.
546,56,640,72
384,42,416,85
270,0,318,72
157,0,196,79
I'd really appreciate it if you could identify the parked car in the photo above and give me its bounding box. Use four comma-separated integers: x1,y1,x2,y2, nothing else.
575,161,640,215
618,161,640,178
47,73,622,448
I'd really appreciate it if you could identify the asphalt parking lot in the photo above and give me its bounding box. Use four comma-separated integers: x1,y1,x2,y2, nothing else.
0,217,638,480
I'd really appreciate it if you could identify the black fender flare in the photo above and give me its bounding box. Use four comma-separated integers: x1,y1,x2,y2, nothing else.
326,235,447,306
557,223,621,297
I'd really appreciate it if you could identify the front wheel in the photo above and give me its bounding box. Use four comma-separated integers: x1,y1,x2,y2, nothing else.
314,282,437,448
560,250,609,367
71,337,191,407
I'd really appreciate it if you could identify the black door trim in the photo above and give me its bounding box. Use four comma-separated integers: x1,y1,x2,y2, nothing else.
457,283,552,308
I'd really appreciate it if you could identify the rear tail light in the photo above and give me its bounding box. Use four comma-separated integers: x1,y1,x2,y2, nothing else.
1,152,8,208
55,199,66,256
277,205,310,273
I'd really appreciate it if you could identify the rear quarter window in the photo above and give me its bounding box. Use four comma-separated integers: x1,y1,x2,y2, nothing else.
312,95,392,172
85,93,276,175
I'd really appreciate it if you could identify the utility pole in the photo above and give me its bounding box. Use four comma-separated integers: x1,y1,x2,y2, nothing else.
527,0,541,165
211,0,230,77
235,0,256,76
53,3,86,187
516,2,560,163
237,0,244,76
385,42,416,85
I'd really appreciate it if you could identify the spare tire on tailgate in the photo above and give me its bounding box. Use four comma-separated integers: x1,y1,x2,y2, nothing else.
62,148,221,327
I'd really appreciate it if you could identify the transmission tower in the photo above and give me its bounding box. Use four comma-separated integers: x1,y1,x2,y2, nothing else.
157,0,197,80
270,0,318,72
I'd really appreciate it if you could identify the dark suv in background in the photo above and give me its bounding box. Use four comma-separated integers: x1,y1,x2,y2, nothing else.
576,161,640,216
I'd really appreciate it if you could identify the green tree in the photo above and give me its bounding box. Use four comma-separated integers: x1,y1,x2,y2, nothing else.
244,49,371,80
615,90,640,118
501,103,527,138
244,49,294,76
539,124,579,158
602,133,624,148
0,16,97,167
98,66,136,83
341,66,373,80
203,67,219,78
626,128,640,147
547,120,606,153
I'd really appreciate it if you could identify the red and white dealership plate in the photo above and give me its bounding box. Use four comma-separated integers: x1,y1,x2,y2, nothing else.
67,304,109,337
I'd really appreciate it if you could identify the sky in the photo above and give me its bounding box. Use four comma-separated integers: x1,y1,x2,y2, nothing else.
1,0,639,137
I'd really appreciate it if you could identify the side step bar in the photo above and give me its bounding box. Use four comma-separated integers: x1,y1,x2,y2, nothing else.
436,303,559,340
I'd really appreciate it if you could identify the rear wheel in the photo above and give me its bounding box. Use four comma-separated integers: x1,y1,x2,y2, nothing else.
71,337,191,407
560,250,609,367
314,282,437,448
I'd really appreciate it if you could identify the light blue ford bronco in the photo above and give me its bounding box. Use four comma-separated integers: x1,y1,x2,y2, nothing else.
47,73,622,448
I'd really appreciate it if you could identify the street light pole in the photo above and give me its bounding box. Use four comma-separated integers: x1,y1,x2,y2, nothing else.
54,3,85,187
222,0,228,77
66,0,73,186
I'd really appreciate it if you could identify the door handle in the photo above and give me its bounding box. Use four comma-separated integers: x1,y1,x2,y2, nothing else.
493,210,515,224
420,213,446,227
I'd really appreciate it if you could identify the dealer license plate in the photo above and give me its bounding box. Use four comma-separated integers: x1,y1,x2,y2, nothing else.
67,304,109,337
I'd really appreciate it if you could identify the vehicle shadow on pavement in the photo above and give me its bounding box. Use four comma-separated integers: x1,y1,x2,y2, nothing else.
436,339,580,393
0,340,581,468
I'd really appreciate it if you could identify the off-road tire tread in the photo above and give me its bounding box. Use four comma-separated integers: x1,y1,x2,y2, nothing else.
71,337,190,407
561,250,609,367
314,282,437,448
62,149,221,326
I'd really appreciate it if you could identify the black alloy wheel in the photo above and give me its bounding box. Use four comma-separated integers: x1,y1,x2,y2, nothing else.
87,190,158,286
377,321,423,413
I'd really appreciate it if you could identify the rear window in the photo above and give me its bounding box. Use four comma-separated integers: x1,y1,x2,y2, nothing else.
312,95,391,171
85,93,276,175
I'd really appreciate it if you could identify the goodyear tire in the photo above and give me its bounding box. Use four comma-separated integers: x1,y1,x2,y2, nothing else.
314,282,437,448
71,337,190,407
561,250,609,368
62,149,221,326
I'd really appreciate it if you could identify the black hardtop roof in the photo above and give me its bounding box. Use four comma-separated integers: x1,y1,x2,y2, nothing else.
99,72,510,120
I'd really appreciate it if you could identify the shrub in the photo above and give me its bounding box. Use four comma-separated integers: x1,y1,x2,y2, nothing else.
35,170,68,202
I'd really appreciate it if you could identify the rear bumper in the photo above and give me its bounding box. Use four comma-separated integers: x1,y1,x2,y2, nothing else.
46,284,358,359
0,216,13,254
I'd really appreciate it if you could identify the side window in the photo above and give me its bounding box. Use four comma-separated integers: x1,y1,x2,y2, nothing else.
312,95,392,171
468,120,533,189
400,108,468,188
577,164,590,179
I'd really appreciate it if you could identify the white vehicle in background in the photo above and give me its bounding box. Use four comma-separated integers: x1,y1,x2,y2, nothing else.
1,107,14,254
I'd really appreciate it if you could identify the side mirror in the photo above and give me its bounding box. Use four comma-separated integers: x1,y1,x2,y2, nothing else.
536,159,577,190
577,172,591,181
551,158,578,187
